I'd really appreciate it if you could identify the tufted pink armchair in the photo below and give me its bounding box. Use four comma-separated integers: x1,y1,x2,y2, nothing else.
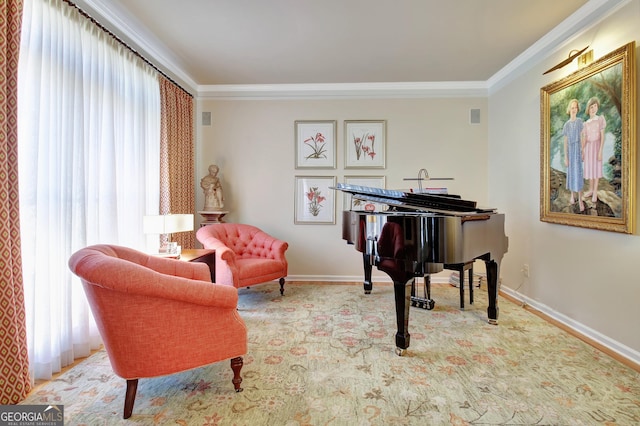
68,244,247,419
196,224,289,295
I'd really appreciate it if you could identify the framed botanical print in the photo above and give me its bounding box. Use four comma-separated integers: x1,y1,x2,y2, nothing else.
540,42,636,233
294,176,336,224
295,120,337,169
344,120,386,169
343,175,386,211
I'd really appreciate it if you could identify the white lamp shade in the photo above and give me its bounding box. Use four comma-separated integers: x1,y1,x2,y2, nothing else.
143,214,194,234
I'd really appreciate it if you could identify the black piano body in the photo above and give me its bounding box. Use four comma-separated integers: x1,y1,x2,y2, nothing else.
336,184,508,355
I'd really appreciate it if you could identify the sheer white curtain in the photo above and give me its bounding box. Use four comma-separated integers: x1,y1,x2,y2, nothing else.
17,0,161,380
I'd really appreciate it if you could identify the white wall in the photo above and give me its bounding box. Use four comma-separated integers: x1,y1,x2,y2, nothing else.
196,98,488,281
489,0,640,359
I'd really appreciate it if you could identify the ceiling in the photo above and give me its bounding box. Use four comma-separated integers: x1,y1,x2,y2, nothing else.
83,0,591,88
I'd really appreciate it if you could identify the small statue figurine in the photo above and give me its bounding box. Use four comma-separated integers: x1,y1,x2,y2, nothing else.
201,164,224,211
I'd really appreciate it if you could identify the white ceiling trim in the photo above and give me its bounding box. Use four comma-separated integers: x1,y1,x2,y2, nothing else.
79,0,629,100
196,81,489,100
487,0,630,94
195,0,629,99
77,0,198,92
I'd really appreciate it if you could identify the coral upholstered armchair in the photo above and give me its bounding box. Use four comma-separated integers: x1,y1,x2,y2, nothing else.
196,224,289,294
68,244,247,419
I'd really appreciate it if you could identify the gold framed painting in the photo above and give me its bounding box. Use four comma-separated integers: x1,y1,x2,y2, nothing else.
540,42,636,234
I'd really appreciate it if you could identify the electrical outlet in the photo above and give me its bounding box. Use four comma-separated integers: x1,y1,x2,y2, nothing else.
522,264,530,278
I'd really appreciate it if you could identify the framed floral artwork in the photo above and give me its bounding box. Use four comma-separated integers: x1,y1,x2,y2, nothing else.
540,42,636,234
344,120,386,169
295,120,337,169
294,176,336,224
343,175,386,211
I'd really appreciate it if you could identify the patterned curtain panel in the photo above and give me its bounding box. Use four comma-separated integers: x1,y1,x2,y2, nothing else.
0,0,31,404
159,77,195,249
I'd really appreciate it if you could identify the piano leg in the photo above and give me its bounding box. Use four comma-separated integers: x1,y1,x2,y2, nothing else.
393,277,413,356
468,266,474,305
362,253,373,294
485,259,499,325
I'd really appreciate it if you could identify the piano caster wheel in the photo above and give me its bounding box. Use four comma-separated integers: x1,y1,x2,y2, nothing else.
426,300,435,310
395,348,406,356
488,319,498,325
364,290,371,295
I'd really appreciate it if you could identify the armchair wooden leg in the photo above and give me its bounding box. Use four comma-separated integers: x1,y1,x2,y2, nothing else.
124,379,138,419
279,277,285,295
231,357,244,392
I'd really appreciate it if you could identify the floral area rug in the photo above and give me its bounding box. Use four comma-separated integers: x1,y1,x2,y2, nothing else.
22,282,640,425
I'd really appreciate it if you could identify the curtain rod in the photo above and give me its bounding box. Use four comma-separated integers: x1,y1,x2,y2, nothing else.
64,0,193,98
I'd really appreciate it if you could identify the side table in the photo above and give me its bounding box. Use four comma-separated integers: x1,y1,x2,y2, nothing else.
180,249,216,282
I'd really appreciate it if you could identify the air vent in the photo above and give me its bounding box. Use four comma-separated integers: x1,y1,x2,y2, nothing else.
469,109,480,125
202,111,212,126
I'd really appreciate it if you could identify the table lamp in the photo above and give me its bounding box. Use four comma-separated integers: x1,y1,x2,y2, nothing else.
143,213,194,254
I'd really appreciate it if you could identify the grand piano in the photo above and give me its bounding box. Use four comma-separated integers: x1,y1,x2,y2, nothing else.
336,183,508,355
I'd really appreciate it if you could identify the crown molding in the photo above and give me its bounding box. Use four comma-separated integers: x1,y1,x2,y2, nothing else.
76,0,198,93
78,0,629,100
196,0,630,100
196,81,489,100
487,0,630,94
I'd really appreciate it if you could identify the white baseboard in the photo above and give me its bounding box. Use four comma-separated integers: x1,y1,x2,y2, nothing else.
500,286,640,367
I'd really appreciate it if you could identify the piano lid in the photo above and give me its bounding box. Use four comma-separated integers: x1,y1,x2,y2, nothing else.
333,183,497,216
